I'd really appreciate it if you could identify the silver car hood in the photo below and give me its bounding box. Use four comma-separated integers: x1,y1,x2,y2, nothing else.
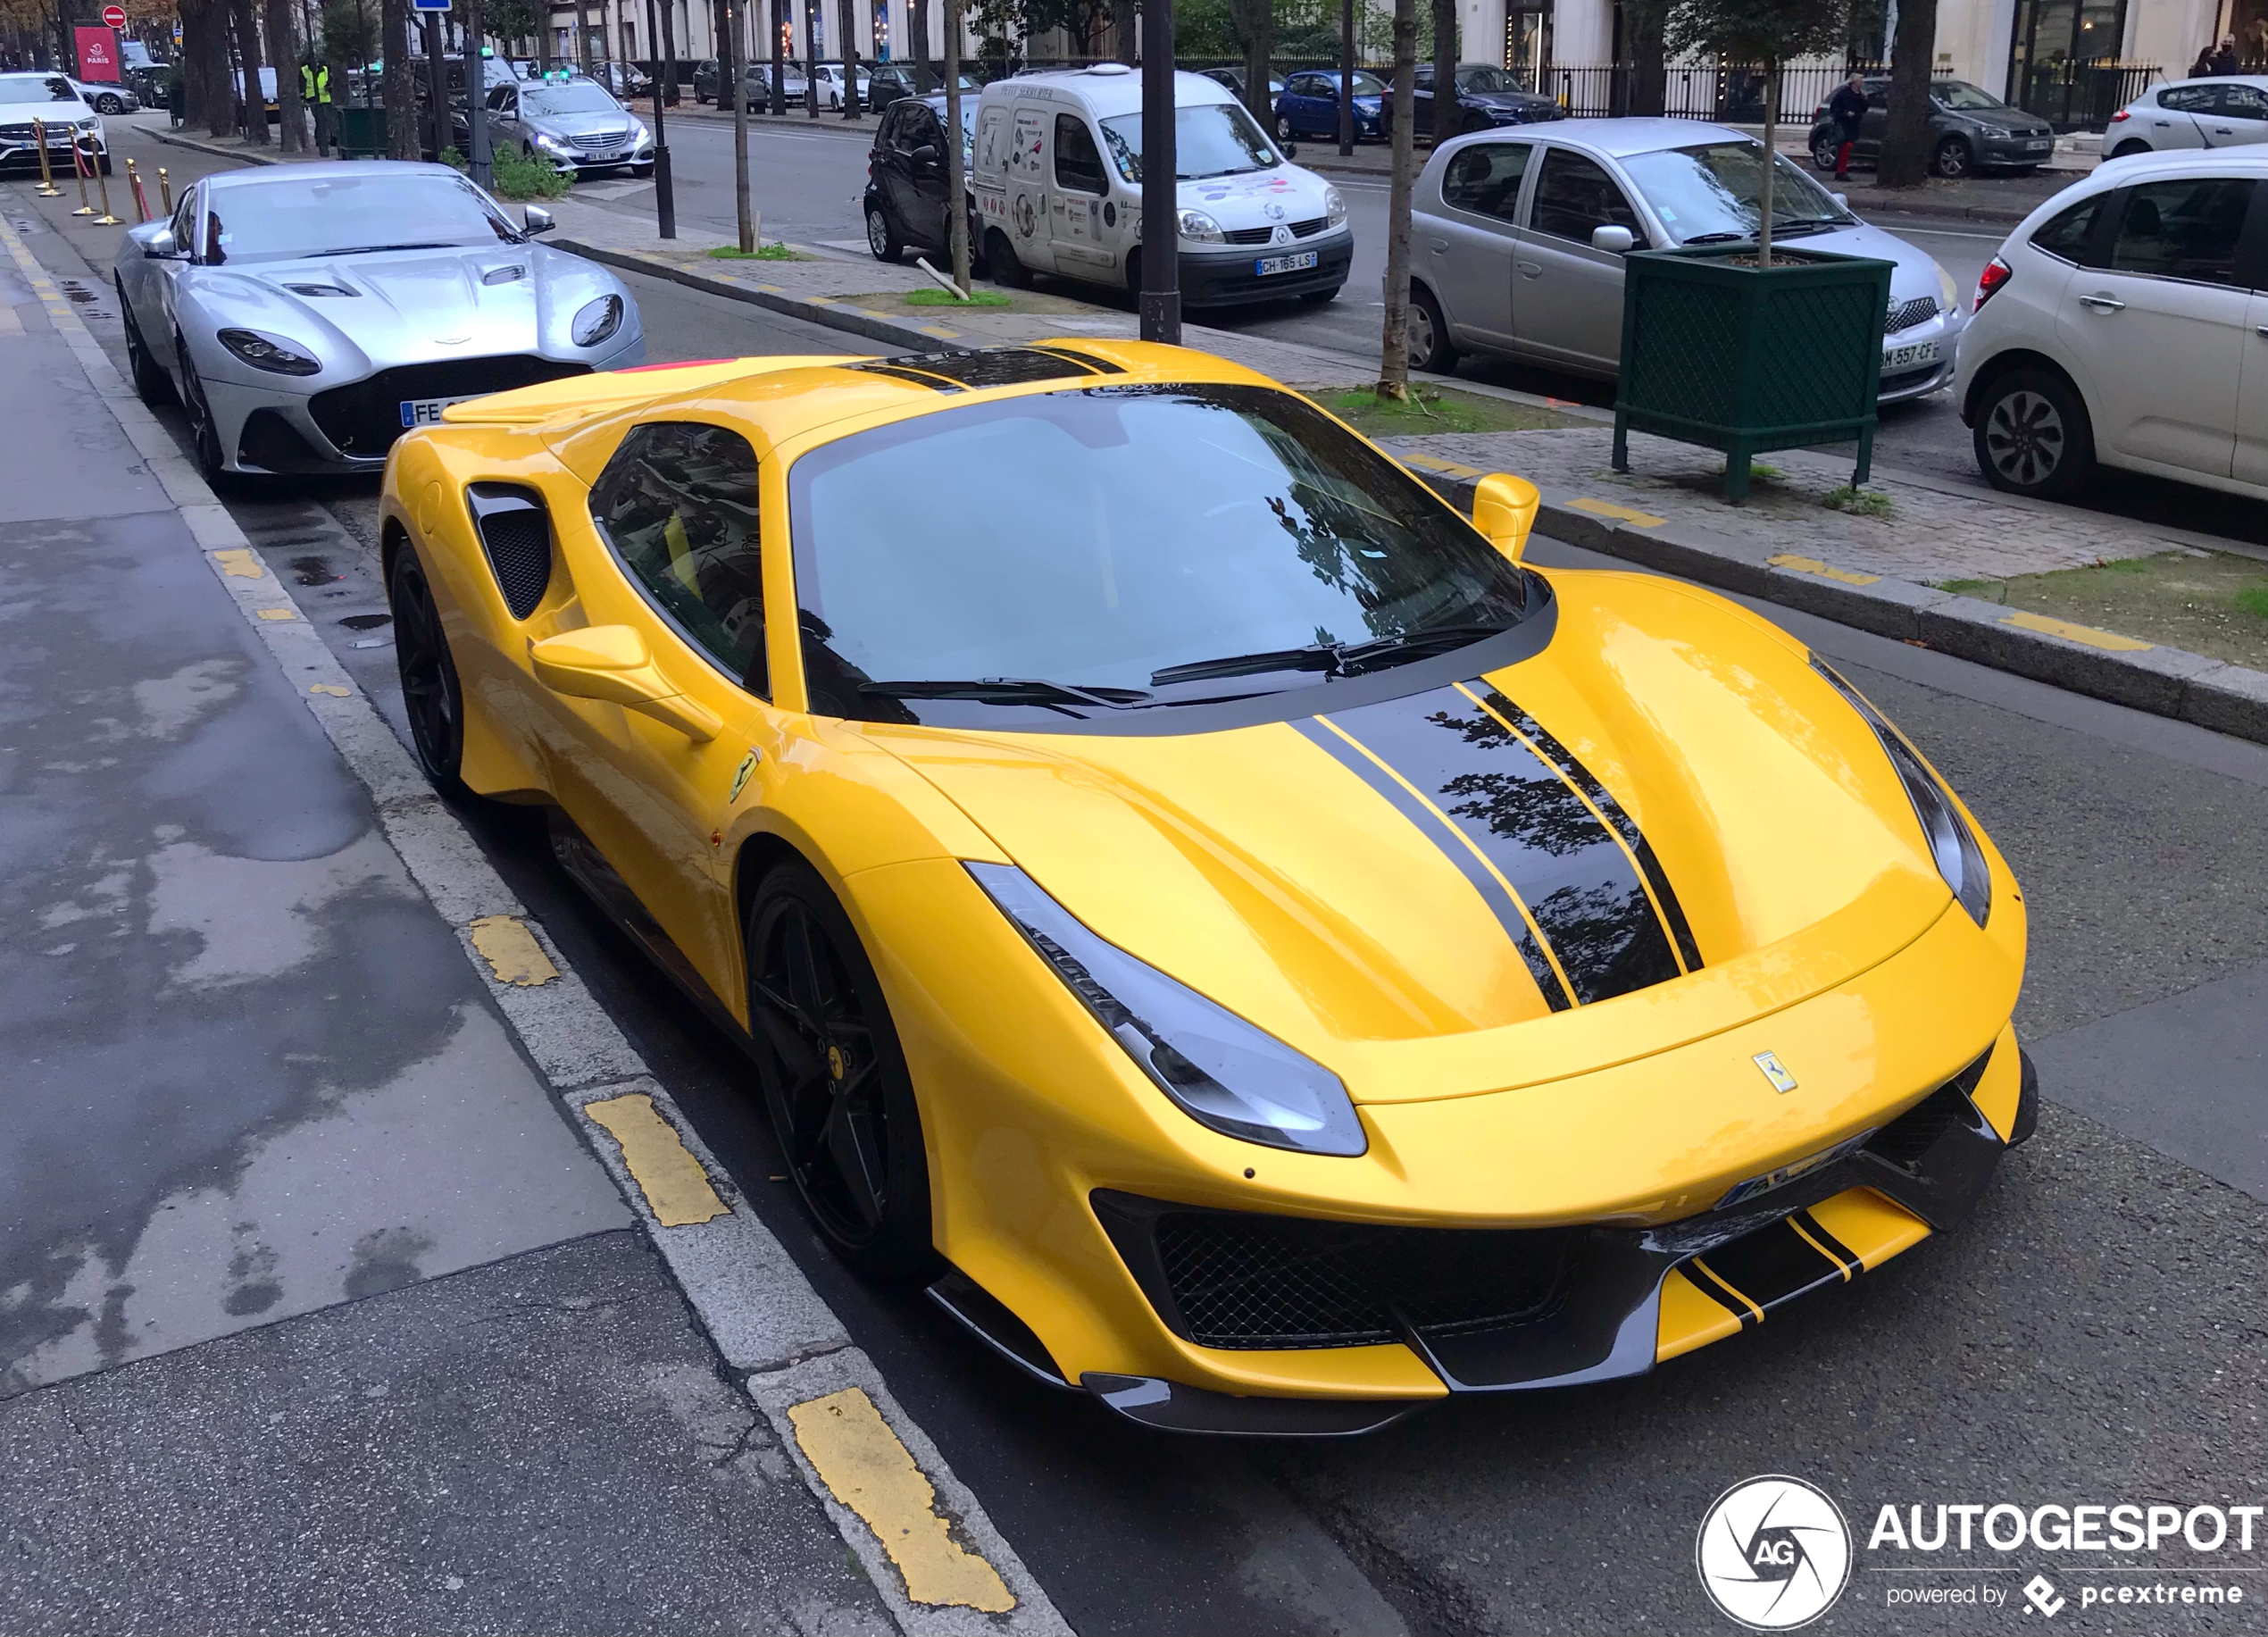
1787,221,1948,308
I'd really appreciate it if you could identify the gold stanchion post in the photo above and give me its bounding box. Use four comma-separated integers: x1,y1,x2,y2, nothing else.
126,157,151,222
90,142,121,225
158,166,173,214
69,134,96,215
30,119,62,196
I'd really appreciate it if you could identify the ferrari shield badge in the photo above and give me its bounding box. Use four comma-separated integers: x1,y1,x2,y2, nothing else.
729,748,760,802
1753,1050,1798,1094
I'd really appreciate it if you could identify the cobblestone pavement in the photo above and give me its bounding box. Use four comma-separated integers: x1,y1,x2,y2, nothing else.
1383,427,2195,584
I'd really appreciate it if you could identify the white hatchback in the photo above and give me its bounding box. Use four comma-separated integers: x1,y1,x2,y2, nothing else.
1954,147,2268,500
2103,78,2268,159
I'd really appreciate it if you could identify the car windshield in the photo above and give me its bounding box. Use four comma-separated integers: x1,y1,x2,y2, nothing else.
1622,140,1853,243
1931,79,2008,111
1101,101,1280,181
202,173,520,263
786,383,1535,722
0,73,77,102
1455,65,1524,93
522,82,621,115
1340,71,1387,96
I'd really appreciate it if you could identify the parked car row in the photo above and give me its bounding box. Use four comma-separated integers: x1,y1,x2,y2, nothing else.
0,71,108,175
1805,76,2054,178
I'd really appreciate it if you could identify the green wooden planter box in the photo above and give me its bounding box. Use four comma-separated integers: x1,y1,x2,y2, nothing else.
1613,245,1896,502
337,104,388,159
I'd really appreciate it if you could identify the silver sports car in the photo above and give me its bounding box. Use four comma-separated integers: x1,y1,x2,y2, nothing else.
113,162,644,480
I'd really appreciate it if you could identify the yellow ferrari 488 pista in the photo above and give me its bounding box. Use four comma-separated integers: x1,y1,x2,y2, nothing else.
380,341,2032,1434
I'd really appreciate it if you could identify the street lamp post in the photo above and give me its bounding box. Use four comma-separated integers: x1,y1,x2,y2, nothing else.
1138,0,1177,345
463,0,492,189
646,0,674,236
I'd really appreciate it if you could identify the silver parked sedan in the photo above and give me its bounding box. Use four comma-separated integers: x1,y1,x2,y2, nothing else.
1408,118,1967,404
486,76,656,177
113,163,644,480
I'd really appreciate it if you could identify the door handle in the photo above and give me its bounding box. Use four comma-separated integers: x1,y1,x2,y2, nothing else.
1517,261,1541,278
1427,237,1447,252
2076,293,2125,311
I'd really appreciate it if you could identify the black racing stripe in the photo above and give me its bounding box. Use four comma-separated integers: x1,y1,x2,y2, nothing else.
1324,688,1680,1006
1792,1208,1862,1276
1686,1260,1760,1329
1700,1221,1847,1315
843,361,969,393
1478,689,1705,973
1292,718,1572,1012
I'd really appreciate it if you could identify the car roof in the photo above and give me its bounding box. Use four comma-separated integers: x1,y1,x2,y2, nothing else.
202,160,466,191
1513,116,1745,156
2092,144,2268,177
981,65,1230,119
2154,75,2268,91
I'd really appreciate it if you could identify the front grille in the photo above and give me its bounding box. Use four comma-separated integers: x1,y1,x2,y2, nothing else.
1149,1207,1579,1350
1222,225,1275,246
308,355,588,456
1289,215,1330,238
1886,295,1939,333
1866,1082,1972,1169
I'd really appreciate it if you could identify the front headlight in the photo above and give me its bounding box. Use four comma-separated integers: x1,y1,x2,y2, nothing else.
1937,263,1959,313
571,293,625,347
76,116,99,132
630,120,651,144
1177,208,1224,244
1323,184,1347,227
969,862,1367,1157
216,328,321,375
1814,660,1990,926
534,131,571,153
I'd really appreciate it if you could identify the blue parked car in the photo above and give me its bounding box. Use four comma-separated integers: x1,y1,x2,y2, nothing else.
1274,69,1386,142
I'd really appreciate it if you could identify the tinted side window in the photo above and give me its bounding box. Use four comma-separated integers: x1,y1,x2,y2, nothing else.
1055,113,1106,194
2030,195,2102,263
1441,142,1530,222
902,105,943,151
2107,178,2255,285
2219,84,2268,120
2161,85,2214,113
1529,148,1645,246
589,422,769,694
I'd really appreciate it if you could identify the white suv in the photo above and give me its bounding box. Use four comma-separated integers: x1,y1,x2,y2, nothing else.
1955,146,2268,501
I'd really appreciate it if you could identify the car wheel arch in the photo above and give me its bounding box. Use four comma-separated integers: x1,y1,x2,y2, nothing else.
1964,346,2084,428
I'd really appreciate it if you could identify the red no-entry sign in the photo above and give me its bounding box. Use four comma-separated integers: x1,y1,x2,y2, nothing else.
100,7,127,29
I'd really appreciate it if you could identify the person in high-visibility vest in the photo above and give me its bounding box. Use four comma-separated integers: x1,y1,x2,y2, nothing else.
302,61,332,152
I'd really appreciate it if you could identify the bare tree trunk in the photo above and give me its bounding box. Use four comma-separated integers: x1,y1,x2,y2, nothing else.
204,0,233,135
381,0,413,155
421,10,447,154
1378,0,1415,398
769,0,786,108
1630,0,1664,116
1113,0,1132,66
180,0,214,127
834,0,856,114
1757,61,1775,267
267,0,304,148
1429,0,1454,142
945,0,967,289
579,0,594,72
1227,0,1270,129
731,0,752,247
232,0,270,142
1876,0,1934,187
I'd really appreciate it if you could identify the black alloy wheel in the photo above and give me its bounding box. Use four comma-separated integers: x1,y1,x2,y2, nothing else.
118,279,171,405
746,861,935,1277
1407,284,1458,373
1931,135,1972,178
1973,368,2093,500
174,338,227,480
387,547,470,796
866,204,901,262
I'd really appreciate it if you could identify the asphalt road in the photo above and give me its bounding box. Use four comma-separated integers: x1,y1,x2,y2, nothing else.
11,120,2267,1635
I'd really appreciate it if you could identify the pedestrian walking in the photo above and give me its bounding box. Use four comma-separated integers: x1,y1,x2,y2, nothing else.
1828,70,1867,181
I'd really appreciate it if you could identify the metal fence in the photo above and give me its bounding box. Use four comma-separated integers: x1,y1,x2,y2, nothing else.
2006,60,2160,130
1545,61,1946,123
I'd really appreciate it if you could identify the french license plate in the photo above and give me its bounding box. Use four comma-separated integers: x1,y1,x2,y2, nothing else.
1883,338,1940,371
1715,1130,1877,1211
1255,250,1320,277
400,395,479,429
2023,138,2052,151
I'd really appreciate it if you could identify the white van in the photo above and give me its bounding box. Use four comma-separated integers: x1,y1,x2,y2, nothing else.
971,63,1351,307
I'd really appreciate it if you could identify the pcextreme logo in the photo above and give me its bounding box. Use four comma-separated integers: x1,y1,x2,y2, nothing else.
1697,1474,1855,1630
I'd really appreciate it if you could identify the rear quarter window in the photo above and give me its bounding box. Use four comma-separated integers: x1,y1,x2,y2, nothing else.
2029,195,2102,263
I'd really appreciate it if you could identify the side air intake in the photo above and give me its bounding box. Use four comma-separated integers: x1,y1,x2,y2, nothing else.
466,483,552,620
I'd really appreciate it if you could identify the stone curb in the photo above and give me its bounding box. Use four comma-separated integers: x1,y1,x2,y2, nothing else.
1401,457,2268,748
552,235,956,351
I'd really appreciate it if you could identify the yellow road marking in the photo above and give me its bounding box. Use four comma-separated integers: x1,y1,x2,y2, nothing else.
1397,450,1486,480
1568,497,1665,528
789,1388,1016,1612
2000,608,2153,651
467,914,560,986
1769,552,1881,587
308,682,351,697
212,548,264,578
583,1094,729,1225
918,324,959,338
255,607,297,620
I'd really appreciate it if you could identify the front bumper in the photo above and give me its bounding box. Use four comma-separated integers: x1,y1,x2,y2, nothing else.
1975,134,2055,166
1879,309,1964,405
1180,233,1354,308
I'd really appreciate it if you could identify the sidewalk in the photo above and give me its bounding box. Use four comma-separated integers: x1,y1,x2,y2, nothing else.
0,181,1061,1633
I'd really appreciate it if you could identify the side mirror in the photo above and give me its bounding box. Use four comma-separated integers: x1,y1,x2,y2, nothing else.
908,142,939,166
1830,191,1849,209
1590,224,1636,254
529,625,721,740
521,204,555,234
137,223,179,258
1472,472,1539,563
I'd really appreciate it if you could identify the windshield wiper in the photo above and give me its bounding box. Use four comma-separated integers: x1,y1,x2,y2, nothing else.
1772,218,1846,238
857,678,1153,711
1150,622,1510,689
1680,231,1747,246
